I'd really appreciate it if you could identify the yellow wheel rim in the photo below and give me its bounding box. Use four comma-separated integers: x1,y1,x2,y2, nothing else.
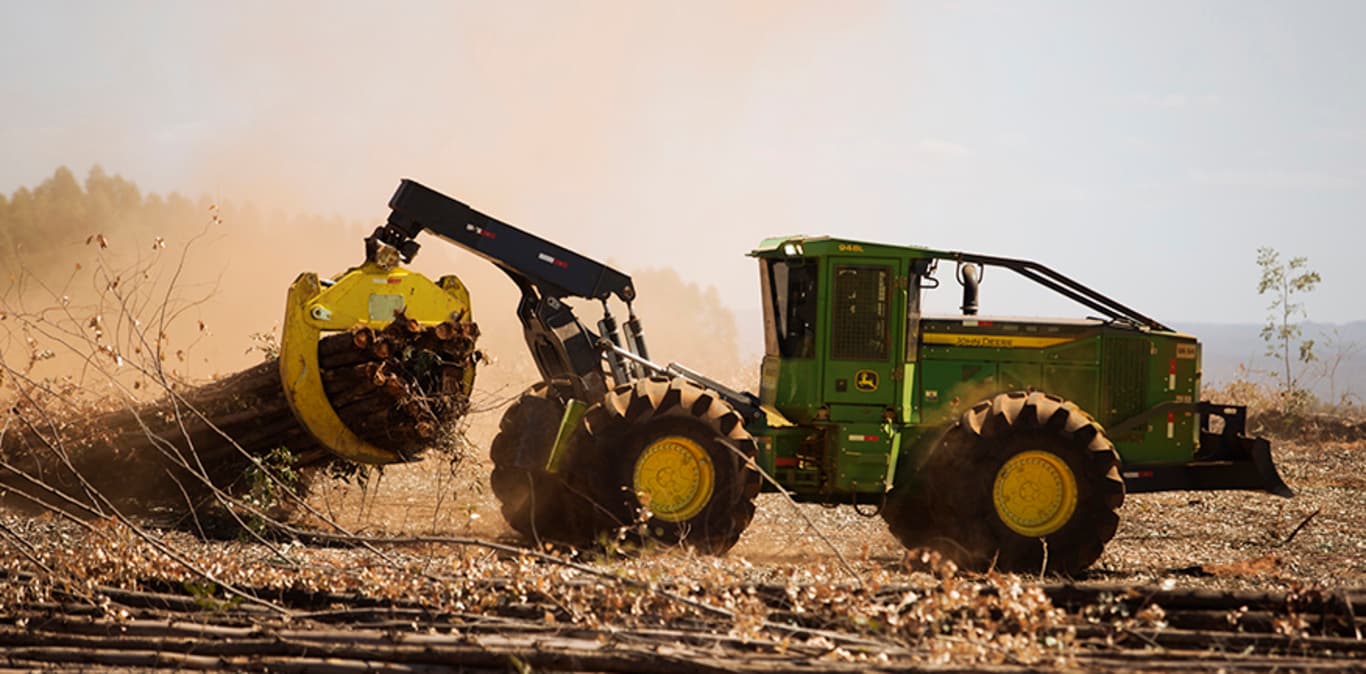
632,435,715,522
993,450,1078,537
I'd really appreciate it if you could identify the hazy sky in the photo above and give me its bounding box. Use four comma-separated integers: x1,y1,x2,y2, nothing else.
3,1,1363,345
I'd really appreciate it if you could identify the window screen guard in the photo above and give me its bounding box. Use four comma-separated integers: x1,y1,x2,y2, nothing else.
831,265,890,361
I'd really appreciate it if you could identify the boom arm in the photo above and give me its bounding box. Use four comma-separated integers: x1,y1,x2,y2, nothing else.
369,179,647,400
379,179,637,304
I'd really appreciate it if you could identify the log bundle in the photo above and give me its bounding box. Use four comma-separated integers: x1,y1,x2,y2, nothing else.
0,317,478,518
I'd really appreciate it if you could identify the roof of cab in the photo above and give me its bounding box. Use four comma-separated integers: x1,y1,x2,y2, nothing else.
749,235,948,259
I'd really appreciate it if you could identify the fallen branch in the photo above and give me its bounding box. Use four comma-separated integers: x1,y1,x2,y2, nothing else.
1281,508,1322,547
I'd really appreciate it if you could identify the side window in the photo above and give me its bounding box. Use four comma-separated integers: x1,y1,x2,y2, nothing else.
831,265,889,361
905,274,921,361
766,259,819,358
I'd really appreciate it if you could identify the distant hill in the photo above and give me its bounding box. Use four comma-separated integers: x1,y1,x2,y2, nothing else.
1178,321,1366,404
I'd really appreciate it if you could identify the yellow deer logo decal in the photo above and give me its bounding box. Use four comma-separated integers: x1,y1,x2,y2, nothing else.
855,369,879,392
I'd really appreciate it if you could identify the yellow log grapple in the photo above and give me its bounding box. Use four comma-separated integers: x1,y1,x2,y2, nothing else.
280,246,474,464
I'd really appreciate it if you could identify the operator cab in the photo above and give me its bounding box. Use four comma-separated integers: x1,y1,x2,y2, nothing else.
751,236,938,428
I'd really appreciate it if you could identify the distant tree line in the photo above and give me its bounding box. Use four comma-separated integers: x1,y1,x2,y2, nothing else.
1,166,198,269
0,166,360,284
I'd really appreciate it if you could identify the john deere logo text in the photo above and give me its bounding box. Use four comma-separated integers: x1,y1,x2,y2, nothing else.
855,369,879,392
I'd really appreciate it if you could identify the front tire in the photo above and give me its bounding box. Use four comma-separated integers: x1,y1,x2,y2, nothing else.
883,390,1125,575
584,376,761,555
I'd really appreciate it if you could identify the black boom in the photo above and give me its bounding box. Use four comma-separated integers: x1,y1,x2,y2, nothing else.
370,179,643,401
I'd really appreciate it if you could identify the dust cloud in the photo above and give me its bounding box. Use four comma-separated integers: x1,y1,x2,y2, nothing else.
3,3,897,401
5,2,894,363
0,168,755,405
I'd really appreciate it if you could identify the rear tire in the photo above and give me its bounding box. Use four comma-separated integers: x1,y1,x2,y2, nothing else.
489,382,601,548
584,376,761,555
883,390,1124,575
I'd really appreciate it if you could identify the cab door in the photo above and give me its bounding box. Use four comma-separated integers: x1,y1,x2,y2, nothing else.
822,257,903,414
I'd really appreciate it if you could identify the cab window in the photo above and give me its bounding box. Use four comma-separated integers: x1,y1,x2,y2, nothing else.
765,259,819,358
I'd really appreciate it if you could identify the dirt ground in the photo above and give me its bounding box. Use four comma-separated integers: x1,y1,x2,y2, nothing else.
2,400,1363,672
311,406,1366,594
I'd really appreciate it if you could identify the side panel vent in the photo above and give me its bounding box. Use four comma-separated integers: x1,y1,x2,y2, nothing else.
1103,337,1148,432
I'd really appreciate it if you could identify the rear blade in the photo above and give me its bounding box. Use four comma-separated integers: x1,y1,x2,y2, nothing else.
1123,432,1293,497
